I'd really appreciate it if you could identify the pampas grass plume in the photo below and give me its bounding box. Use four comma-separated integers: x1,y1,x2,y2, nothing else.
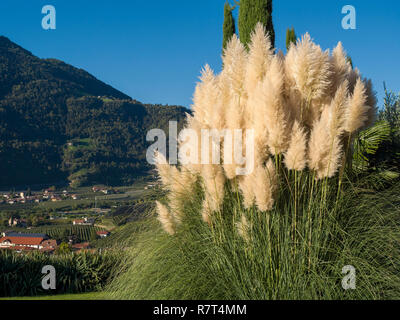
156,201,175,235
344,78,370,134
284,121,308,171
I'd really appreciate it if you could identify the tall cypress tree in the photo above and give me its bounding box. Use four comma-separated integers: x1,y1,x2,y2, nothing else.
286,27,296,50
222,2,236,51
346,55,354,69
286,28,291,50
238,0,275,48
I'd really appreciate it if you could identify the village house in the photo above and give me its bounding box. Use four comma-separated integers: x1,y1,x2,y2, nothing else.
8,216,18,226
40,239,58,253
72,219,85,225
96,230,111,238
71,242,91,252
0,190,73,206
72,217,95,226
8,217,27,227
92,186,102,192
0,232,55,252
92,186,114,194
51,194,62,202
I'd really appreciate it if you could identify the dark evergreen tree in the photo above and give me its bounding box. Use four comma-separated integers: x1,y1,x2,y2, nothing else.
238,0,275,48
286,27,297,50
346,55,354,69
222,2,236,51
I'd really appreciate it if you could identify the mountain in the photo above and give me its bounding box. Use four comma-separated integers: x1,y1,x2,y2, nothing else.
0,36,131,101
0,36,188,188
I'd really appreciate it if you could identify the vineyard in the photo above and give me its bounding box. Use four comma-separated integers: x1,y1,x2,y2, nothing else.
7,225,106,241
0,249,121,297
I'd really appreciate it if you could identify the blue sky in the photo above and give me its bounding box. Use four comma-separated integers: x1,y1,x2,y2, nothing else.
0,0,399,107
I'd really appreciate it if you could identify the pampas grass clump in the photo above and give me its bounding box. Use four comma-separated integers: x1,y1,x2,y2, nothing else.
156,23,376,229
105,24,400,300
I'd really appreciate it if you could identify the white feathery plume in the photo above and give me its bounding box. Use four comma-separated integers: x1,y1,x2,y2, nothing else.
253,159,277,211
244,22,274,95
326,81,349,137
284,34,332,126
330,42,352,96
236,214,251,243
308,104,344,179
284,121,308,171
191,65,218,128
344,78,370,134
284,33,332,102
201,164,225,223
223,35,248,98
308,81,348,179
238,174,256,209
168,166,197,223
155,151,172,187
156,201,175,235
258,55,290,155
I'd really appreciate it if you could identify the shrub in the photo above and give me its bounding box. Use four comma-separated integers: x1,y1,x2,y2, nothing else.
0,250,121,297
155,24,376,233
106,181,400,299
106,24,400,300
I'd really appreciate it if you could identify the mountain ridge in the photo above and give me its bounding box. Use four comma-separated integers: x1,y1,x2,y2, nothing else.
0,36,187,188
0,35,132,101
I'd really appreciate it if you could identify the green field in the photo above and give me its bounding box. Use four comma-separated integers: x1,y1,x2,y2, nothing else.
27,225,105,240
0,183,154,212
0,292,106,300
2,224,107,242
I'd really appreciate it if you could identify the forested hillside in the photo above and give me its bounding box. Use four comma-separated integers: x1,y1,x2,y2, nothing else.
0,36,187,187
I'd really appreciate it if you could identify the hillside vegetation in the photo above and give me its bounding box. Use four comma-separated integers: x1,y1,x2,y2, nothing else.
0,36,187,188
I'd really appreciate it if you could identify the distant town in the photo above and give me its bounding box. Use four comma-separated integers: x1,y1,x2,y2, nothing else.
0,181,160,255
0,186,122,205
0,230,110,254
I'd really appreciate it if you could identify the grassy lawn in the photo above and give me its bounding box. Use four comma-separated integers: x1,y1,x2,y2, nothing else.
0,292,107,300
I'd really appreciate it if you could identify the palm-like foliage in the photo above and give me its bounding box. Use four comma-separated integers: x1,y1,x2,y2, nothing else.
0,250,121,297
352,121,391,171
352,87,400,183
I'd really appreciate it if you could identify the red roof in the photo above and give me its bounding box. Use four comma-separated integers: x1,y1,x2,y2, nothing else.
4,246,36,251
72,242,90,249
41,240,58,248
0,236,45,246
40,247,56,252
96,231,110,235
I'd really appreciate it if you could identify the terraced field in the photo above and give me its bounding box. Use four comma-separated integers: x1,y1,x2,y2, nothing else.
17,225,105,241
